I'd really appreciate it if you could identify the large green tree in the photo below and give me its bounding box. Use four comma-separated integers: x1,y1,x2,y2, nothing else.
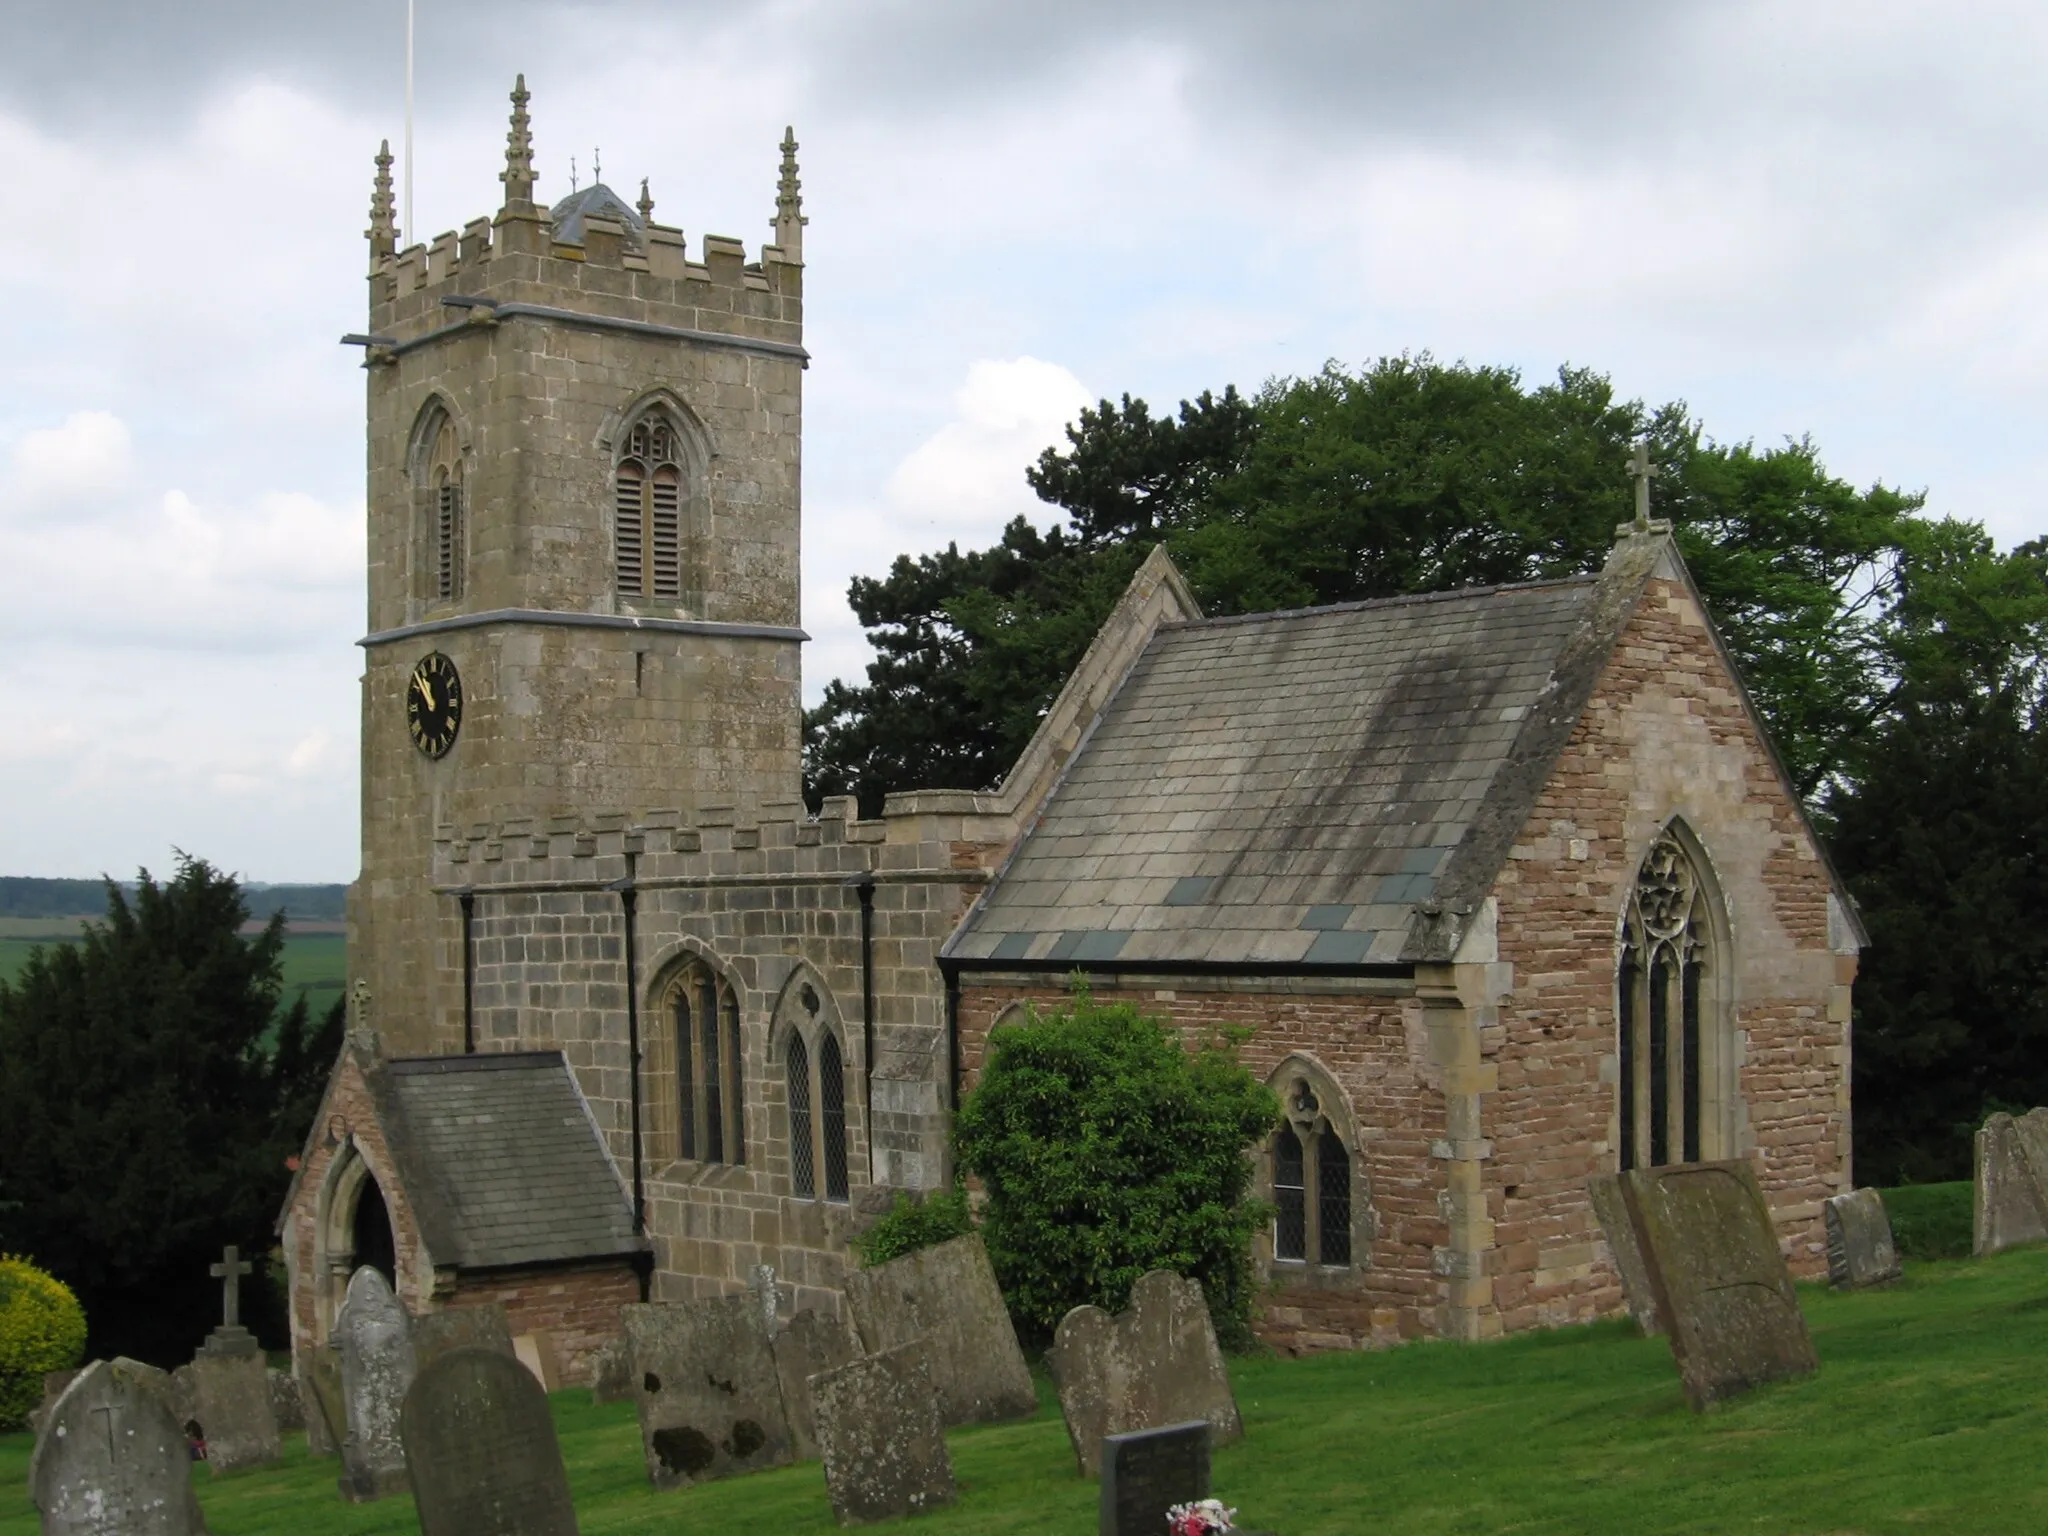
0,857,342,1364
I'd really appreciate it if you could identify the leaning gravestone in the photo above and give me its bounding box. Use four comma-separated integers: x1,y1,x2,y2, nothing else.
335,1266,417,1501
624,1293,793,1489
844,1233,1035,1427
1825,1188,1903,1288
402,1347,579,1536
268,1368,306,1434
772,1306,864,1461
413,1304,518,1373
810,1338,955,1526
189,1350,280,1474
1048,1269,1243,1478
1099,1420,1209,1536
299,1345,345,1459
1588,1172,1664,1335
1619,1160,1818,1409
1973,1107,2048,1256
30,1359,209,1535
587,1335,632,1407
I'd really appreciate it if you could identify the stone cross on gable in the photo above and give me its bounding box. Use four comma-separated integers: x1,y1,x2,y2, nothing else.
211,1245,253,1329
1628,438,1657,529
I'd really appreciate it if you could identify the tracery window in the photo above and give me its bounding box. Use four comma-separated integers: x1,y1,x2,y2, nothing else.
615,415,683,599
1618,829,1715,1170
782,981,852,1205
666,959,744,1165
1269,1074,1354,1268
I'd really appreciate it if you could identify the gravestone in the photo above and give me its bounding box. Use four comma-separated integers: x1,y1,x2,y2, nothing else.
199,1246,260,1360
1619,1160,1818,1409
843,1233,1035,1427
587,1335,632,1407
772,1306,864,1460
413,1303,517,1373
1099,1420,1209,1536
335,1265,417,1501
299,1345,345,1458
624,1293,793,1489
28,1368,81,1437
810,1339,955,1526
1048,1269,1243,1478
402,1347,579,1536
1973,1107,2048,1256
1824,1188,1902,1288
268,1368,306,1434
29,1358,209,1535
1587,1172,1664,1335
189,1350,280,1473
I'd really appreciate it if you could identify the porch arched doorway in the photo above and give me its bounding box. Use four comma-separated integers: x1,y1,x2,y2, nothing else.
351,1172,396,1285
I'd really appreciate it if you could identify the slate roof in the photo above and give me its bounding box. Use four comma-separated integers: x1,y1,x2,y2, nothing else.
366,1051,645,1271
549,183,645,248
948,574,1610,970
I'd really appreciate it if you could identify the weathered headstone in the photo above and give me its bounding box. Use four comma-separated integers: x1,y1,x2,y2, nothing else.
748,1263,782,1332
1619,1160,1818,1409
772,1306,864,1461
587,1335,632,1407
1824,1188,1902,1288
843,1233,1035,1427
1048,1269,1243,1478
268,1368,306,1434
299,1346,345,1458
413,1304,517,1373
624,1293,794,1489
402,1347,579,1536
810,1339,955,1526
189,1349,280,1473
1588,1172,1664,1335
1099,1420,1209,1536
28,1368,81,1438
335,1265,416,1501
29,1359,209,1535
1973,1107,2048,1256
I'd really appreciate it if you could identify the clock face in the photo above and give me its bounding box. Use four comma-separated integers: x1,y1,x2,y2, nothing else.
405,652,463,759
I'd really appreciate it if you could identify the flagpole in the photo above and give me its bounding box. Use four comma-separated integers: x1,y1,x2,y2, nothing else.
403,0,415,244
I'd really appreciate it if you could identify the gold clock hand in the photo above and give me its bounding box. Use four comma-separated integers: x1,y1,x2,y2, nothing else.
417,675,436,710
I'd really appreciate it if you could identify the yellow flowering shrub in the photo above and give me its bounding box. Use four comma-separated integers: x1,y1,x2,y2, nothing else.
0,1255,87,1430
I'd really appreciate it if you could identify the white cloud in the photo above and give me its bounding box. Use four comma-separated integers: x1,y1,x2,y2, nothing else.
3,411,134,519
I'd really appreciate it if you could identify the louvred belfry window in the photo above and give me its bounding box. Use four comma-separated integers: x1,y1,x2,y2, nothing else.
419,411,464,603
435,466,464,600
616,417,683,599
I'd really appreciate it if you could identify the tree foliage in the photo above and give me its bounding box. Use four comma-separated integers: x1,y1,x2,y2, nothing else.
0,1255,87,1430
849,1188,976,1269
953,988,1277,1350
0,856,344,1364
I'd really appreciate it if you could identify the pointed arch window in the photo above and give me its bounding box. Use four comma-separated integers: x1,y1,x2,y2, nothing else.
819,1033,850,1202
1618,829,1716,1170
616,415,684,599
780,981,855,1206
1269,1073,1356,1269
416,410,465,604
665,959,745,1165
786,1034,815,1198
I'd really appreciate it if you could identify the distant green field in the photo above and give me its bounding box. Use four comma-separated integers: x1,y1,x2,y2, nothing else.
0,925,347,1015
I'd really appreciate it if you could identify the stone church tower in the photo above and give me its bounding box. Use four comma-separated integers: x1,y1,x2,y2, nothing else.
353,79,810,1057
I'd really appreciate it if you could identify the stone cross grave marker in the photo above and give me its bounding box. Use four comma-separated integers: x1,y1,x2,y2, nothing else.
1824,1188,1902,1288
335,1265,417,1501
30,1358,207,1536
1973,1107,2048,1256
771,1305,863,1461
402,1347,579,1536
1620,1160,1818,1409
810,1338,955,1526
189,1349,280,1474
1048,1269,1243,1478
203,1246,256,1354
844,1232,1036,1427
1588,1173,1664,1335
624,1293,794,1489
1099,1420,1209,1536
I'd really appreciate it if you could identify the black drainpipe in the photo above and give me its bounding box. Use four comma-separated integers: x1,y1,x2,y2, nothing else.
849,871,878,1183
459,891,476,1054
614,857,649,1299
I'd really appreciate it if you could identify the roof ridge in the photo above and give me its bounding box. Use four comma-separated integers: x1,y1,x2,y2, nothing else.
385,1050,566,1074
1159,573,1596,633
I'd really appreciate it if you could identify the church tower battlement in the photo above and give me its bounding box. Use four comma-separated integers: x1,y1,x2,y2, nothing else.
352,77,813,1056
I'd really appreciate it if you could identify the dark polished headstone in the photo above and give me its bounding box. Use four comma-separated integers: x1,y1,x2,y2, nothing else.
1100,1420,1209,1536
402,1347,579,1536
1621,1160,1818,1409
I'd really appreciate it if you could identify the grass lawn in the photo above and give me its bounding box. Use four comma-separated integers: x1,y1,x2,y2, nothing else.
6,1242,2047,1534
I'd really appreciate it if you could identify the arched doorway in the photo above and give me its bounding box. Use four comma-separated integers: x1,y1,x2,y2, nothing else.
351,1172,396,1285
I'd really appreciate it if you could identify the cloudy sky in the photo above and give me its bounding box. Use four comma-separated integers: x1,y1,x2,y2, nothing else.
1,1,2044,883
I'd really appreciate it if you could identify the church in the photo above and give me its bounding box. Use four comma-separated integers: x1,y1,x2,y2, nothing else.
278,81,1862,1379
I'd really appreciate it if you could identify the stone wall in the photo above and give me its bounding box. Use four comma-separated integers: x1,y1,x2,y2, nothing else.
444,1264,641,1387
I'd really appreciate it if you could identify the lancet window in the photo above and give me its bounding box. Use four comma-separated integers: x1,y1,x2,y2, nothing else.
417,409,465,603
1617,828,1716,1170
615,414,684,600
1270,1073,1354,1268
782,982,852,1204
667,959,744,1165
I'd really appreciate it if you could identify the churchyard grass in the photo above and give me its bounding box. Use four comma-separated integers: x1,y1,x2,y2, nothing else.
1882,1180,1973,1261
6,1244,2048,1533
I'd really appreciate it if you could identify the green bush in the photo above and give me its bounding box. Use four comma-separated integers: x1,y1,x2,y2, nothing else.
1881,1181,1975,1262
954,987,1278,1350
851,1189,977,1268
0,1254,88,1429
